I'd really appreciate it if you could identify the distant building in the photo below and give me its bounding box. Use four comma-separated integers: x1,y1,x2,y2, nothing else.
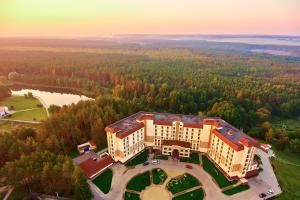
105,111,259,179
0,106,10,118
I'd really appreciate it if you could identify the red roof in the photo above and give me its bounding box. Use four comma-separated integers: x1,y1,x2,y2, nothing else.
79,156,114,179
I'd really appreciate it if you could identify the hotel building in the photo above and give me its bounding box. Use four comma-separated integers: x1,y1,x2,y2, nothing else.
105,111,259,179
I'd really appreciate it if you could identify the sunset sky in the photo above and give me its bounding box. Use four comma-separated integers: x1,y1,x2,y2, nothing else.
0,0,299,37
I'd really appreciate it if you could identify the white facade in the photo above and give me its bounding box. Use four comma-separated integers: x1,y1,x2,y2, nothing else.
105,112,259,179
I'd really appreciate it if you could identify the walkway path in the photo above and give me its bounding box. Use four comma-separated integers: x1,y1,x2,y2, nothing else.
255,149,282,199
172,185,202,197
89,156,274,200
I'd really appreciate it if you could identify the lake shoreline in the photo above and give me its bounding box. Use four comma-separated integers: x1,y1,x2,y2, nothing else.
6,82,95,98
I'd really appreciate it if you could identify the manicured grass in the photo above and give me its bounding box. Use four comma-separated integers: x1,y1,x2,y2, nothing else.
272,160,300,200
272,146,300,166
180,153,200,164
202,155,237,188
124,192,140,200
167,173,200,194
125,149,149,166
173,188,204,200
154,154,169,160
92,169,113,194
8,108,47,121
152,168,167,185
222,184,250,195
0,96,47,121
126,171,151,192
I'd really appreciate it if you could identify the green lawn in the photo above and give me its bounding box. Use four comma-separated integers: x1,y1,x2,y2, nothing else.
173,188,204,200
202,155,237,188
0,96,47,121
272,160,300,199
152,168,167,185
222,184,250,195
125,149,149,166
92,169,113,194
154,154,169,160
124,192,140,200
270,116,300,135
180,152,200,164
167,173,200,194
126,171,151,192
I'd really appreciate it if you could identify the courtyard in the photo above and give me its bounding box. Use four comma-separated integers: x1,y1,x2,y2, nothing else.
89,150,281,200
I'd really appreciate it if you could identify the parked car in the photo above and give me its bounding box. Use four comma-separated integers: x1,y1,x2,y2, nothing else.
269,189,274,194
259,193,266,198
151,159,160,164
186,165,193,169
143,161,150,166
267,189,274,195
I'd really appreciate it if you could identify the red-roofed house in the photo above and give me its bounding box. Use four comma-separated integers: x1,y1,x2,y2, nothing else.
79,154,114,179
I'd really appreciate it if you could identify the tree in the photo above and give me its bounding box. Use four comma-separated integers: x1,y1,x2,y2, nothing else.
256,108,271,122
290,139,300,154
260,122,271,140
73,167,93,200
265,128,273,143
0,85,11,100
48,104,61,114
207,101,241,126
275,129,289,150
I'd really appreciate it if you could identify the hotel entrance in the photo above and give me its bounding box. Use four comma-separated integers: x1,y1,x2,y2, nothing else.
172,149,179,160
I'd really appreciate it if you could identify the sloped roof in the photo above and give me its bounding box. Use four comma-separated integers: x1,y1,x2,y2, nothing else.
79,155,114,179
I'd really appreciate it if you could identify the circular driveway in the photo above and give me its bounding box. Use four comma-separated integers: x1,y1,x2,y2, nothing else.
141,186,172,200
89,154,274,200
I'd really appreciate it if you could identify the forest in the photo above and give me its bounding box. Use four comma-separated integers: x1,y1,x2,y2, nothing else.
0,39,299,198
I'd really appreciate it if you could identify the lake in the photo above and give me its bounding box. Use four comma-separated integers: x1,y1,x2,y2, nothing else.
10,88,93,109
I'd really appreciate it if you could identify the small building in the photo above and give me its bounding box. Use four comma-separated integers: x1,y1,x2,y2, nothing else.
77,140,97,154
260,144,271,152
0,106,10,118
79,152,114,179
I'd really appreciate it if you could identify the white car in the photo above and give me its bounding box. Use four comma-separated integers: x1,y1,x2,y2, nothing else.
268,189,274,194
152,159,160,164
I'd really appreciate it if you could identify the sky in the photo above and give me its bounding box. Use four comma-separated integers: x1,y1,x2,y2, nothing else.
0,0,299,37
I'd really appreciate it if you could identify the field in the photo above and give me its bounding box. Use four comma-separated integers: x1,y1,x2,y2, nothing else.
271,149,300,200
152,168,167,185
124,192,140,200
167,173,200,194
270,117,300,135
0,121,40,133
0,96,47,122
202,155,237,188
222,184,250,195
92,169,113,194
126,171,151,192
179,152,200,164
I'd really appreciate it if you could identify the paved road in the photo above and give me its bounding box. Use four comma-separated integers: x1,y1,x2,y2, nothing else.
255,149,282,199
89,155,277,200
